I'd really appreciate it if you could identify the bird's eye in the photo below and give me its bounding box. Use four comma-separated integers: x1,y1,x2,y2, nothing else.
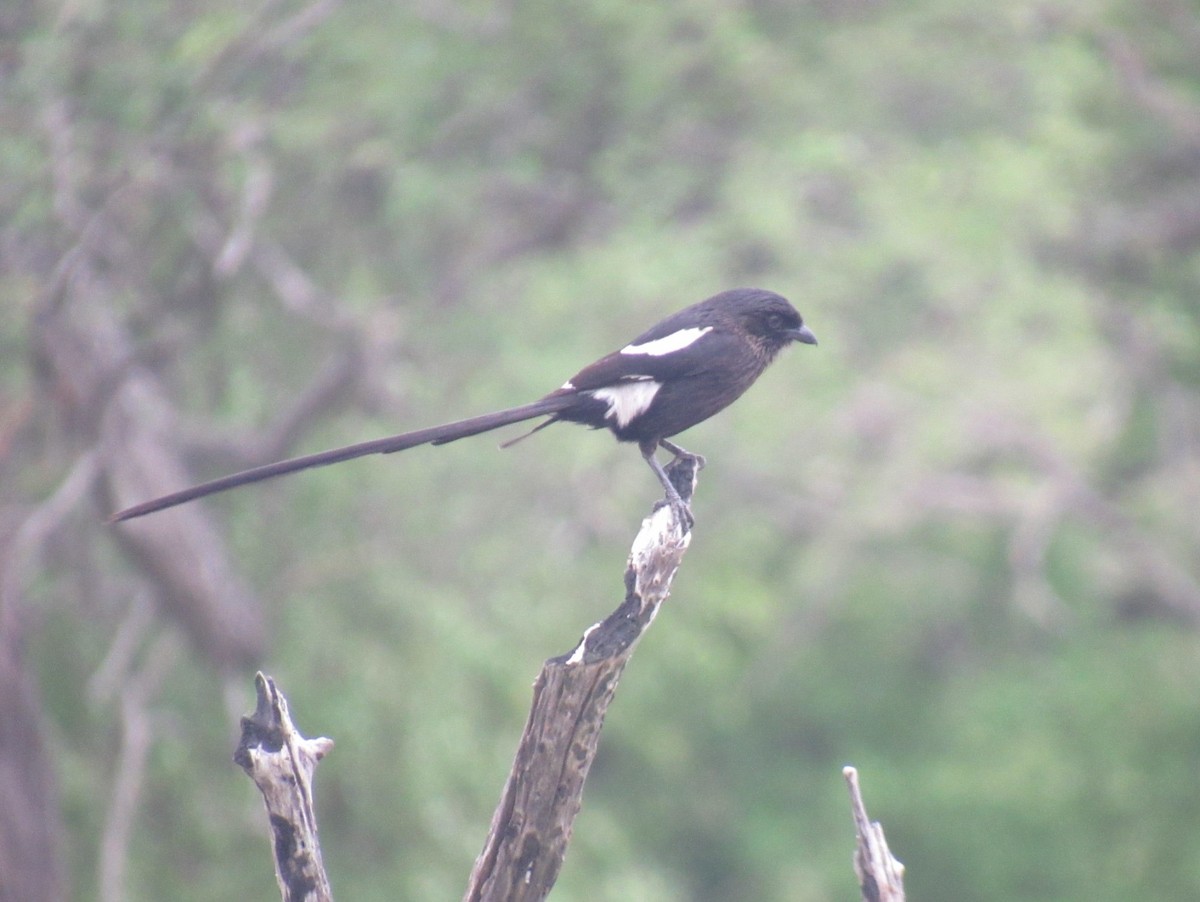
766,313,785,330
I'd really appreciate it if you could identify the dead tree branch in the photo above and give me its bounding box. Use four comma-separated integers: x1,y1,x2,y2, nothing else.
234,458,698,901
844,766,905,902
463,456,700,902
234,673,334,902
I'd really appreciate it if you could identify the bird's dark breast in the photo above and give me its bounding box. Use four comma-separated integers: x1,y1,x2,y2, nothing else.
622,368,758,441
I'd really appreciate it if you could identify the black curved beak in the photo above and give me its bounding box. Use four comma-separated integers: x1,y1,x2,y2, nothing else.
790,324,818,346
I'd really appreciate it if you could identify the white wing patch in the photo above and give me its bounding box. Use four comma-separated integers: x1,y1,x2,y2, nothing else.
621,326,712,357
592,380,662,427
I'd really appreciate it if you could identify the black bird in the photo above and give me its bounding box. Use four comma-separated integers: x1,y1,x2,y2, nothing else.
109,288,816,525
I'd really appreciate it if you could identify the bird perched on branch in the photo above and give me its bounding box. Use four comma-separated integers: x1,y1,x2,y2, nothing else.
109,288,817,526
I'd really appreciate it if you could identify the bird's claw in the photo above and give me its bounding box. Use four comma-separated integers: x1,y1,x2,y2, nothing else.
655,494,694,531
673,499,694,531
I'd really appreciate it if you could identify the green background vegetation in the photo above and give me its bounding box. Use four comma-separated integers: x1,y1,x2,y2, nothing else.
5,0,1200,899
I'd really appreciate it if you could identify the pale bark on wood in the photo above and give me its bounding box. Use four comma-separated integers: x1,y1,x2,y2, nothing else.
234,673,334,902
462,455,701,902
234,474,914,902
844,766,905,902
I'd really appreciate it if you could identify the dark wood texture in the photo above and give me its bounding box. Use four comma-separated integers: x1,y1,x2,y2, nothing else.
463,455,701,902
235,673,335,902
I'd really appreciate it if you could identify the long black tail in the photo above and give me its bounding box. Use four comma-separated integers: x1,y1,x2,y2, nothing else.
108,394,576,522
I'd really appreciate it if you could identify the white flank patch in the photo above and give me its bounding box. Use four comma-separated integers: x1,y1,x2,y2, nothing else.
621,326,712,357
592,380,662,427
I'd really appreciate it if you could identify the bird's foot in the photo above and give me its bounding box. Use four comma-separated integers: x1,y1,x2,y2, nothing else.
654,493,694,531
642,439,698,531
671,495,695,530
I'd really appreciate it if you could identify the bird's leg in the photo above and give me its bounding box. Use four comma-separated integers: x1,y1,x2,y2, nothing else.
640,440,694,529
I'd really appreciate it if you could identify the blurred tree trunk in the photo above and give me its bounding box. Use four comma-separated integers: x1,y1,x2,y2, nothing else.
0,525,65,902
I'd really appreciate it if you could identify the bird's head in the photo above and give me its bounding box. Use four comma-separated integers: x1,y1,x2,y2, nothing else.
719,288,817,353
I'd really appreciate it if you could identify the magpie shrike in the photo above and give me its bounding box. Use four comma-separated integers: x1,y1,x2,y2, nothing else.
109,288,816,525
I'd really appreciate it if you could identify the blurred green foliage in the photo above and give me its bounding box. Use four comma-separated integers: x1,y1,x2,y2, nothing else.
5,0,1200,899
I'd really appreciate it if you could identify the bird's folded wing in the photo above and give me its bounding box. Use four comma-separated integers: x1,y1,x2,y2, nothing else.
564,328,742,391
